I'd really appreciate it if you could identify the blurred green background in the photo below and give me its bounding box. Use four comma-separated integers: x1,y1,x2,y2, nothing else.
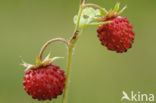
0,0,156,103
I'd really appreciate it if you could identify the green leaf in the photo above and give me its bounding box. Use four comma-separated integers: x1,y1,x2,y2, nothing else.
36,57,42,66
113,2,120,13
82,7,96,17
73,14,90,26
74,7,111,28
73,7,103,26
95,9,101,16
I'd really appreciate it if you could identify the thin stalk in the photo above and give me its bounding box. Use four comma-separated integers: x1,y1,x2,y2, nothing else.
62,47,73,103
39,38,69,60
38,2,86,103
39,1,105,103
62,28,84,103
84,3,108,14
62,1,86,103
75,6,83,32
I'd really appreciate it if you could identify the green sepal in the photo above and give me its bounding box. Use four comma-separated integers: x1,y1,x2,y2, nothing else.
99,8,107,16
113,2,120,13
24,65,34,71
108,9,113,15
20,56,36,71
118,5,127,14
51,57,64,62
21,61,34,71
106,3,127,18
42,56,64,66
20,51,64,71
42,51,52,63
36,57,42,66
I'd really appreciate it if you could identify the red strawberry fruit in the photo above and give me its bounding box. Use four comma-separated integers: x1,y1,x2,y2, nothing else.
97,17,135,53
96,3,135,53
21,53,66,101
23,65,66,100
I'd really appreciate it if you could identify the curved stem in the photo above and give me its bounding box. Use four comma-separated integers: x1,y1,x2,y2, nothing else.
80,0,87,4
84,3,102,9
84,3,108,14
39,38,69,60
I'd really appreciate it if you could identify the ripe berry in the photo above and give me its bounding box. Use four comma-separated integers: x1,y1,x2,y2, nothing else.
97,17,135,53
23,65,66,101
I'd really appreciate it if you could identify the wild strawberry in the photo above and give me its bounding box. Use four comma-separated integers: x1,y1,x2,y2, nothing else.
21,53,66,101
23,65,66,101
95,3,135,53
97,17,135,53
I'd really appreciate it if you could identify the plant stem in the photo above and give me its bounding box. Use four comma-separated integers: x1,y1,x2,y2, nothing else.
39,2,86,103
84,3,108,14
75,6,83,32
39,38,69,60
38,1,105,103
34,1,110,103
62,1,85,103
62,28,85,103
62,46,73,103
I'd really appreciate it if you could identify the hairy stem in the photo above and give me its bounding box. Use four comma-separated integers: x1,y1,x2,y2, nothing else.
39,38,69,60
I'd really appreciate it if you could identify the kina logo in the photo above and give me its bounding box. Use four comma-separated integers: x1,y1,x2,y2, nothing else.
121,91,154,102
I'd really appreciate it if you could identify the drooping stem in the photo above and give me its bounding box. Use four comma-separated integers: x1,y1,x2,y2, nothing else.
84,3,108,14
39,38,69,60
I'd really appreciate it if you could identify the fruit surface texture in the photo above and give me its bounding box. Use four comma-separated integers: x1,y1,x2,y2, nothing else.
23,65,66,101
97,17,135,53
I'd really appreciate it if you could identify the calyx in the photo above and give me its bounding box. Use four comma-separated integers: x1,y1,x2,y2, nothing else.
21,52,63,71
99,3,127,21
